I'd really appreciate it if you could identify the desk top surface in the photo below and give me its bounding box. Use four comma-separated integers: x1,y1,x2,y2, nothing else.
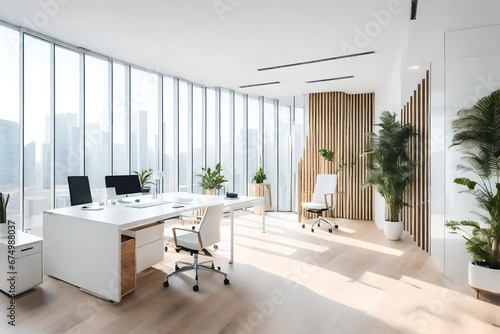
44,192,263,228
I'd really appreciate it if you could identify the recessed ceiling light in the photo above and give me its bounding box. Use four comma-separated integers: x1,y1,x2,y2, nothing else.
257,51,375,71
239,81,280,89
306,75,354,84
408,65,420,70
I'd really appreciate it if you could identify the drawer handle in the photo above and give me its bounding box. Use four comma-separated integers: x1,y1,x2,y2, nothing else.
21,247,34,252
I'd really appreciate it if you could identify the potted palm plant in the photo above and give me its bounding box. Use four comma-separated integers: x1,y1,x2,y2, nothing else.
252,167,266,184
0,192,10,237
445,89,500,298
196,163,227,195
132,168,154,193
363,111,416,240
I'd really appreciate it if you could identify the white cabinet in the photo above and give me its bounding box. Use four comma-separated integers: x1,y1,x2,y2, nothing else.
122,221,164,273
0,231,43,295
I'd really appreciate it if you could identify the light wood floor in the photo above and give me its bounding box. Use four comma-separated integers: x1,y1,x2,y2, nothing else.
1,212,500,333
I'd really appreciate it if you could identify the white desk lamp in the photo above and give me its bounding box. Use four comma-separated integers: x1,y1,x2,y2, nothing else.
153,171,164,198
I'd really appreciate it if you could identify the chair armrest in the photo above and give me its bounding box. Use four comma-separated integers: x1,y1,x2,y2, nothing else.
172,227,203,248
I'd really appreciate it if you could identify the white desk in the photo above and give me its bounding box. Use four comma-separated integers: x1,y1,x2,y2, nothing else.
43,193,264,303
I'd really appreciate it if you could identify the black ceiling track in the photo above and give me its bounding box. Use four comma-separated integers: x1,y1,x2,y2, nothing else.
257,51,375,71
239,81,280,88
306,75,354,84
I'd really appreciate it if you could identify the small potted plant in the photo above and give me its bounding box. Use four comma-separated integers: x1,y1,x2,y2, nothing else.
253,167,266,184
196,163,227,195
0,192,10,237
133,168,155,193
363,111,416,240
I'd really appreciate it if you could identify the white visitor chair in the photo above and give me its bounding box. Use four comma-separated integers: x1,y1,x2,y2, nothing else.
300,174,339,233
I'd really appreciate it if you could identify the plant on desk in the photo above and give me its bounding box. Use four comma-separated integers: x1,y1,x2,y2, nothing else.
133,168,155,193
196,163,227,195
0,192,10,237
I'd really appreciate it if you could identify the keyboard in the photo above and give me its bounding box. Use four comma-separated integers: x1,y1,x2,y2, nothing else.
127,201,170,208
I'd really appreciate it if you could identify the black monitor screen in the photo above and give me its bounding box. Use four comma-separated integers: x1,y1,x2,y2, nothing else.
68,176,93,206
105,175,142,196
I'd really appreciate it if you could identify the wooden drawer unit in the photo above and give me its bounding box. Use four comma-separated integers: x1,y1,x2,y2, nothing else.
122,221,164,273
120,235,136,297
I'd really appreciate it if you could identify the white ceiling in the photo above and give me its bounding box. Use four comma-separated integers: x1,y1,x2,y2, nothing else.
0,0,411,99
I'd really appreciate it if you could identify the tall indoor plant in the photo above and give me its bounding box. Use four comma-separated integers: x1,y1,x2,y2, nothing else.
196,163,227,195
445,89,500,297
363,111,416,240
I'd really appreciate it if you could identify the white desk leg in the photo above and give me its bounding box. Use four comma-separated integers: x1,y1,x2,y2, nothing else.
262,207,266,233
229,208,234,264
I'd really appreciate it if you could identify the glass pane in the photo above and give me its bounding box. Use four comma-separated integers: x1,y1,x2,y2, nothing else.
263,99,276,210
247,97,261,185
113,63,129,175
130,68,158,192
163,77,175,192
0,26,20,224
55,46,81,208
24,35,51,230
234,93,246,195
292,103,305,212
192,85,204,194
206,88,216,169
85,55,110,201
278,105,292,211
178,80,189,192
220,89,232,193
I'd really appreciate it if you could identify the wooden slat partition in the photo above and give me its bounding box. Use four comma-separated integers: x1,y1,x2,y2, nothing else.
298,92,374,221
400,70,430,252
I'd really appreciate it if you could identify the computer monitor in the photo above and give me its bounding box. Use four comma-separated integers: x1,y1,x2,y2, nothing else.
67,176,93,206
104,175,142,200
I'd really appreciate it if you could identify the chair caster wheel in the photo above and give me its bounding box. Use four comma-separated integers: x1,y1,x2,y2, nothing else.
163,280,169,288
311,229,314,233
328,228,333,233
193,285,199,292
302,224,305,229
335,225,339,229
217,266,221,270
214,244,218,249
164,246,168,252
175,249,180,253
175,264,180,270
224,278,230,285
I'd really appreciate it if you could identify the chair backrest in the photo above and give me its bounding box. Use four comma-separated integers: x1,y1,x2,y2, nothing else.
68,176,93,206
197,203,224,248
312,174,337,207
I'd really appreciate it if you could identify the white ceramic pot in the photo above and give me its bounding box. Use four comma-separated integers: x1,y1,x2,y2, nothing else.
383,220,404,241
469,261,500,296
0,223,7,238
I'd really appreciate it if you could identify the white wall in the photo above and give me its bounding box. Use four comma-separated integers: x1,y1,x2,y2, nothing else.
401,1,500,281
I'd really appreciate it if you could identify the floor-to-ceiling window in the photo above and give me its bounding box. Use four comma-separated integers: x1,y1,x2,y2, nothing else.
0,25,20,224
85,55,110,201
263,98,276,210
205,88,217,171
192,85,204,194
278,104,292,211
178,80,191,193
130,68,159,177
54,46,81,208
233,93,247,195
23,34,51,230
112,63,129,175
220,89,233,194
247,96,261,186
162,77,176,192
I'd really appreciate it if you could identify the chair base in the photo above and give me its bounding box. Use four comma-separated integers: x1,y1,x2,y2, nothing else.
163,251,229,291
302,217,338,233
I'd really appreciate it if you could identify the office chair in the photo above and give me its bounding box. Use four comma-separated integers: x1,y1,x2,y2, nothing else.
300,174,339,233
67,176,93,206
163,203,229,291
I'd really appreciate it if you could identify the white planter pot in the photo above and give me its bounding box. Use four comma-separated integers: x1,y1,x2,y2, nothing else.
0,223,7,238
383,220,404,241
468,261,500,297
